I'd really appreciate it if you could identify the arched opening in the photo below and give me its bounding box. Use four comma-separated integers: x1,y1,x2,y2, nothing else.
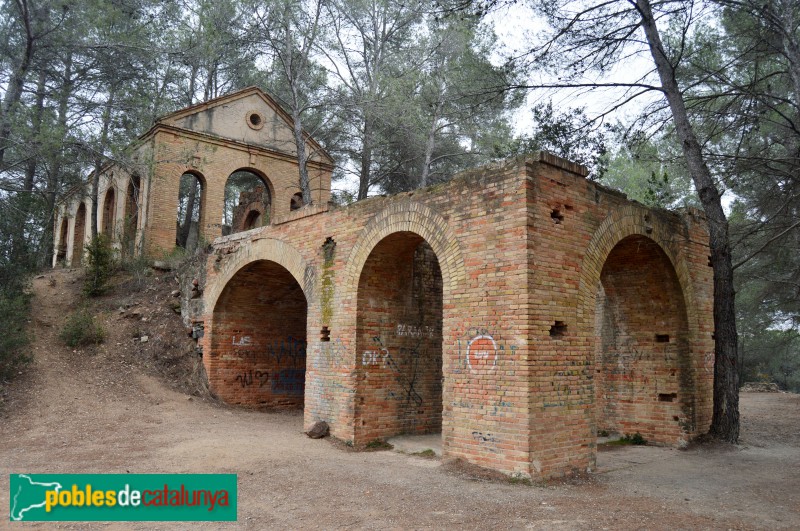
123,176,140,258
73,203,86,265
355,232,443,441
223,170,271,235
176,172,203,251
56,218,68,264
102,187,116,238
211,260,307,408
290,192,303,211
594,235,693,444
243,210,261,230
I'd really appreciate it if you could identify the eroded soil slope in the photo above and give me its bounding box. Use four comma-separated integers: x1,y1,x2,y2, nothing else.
1,269,798,530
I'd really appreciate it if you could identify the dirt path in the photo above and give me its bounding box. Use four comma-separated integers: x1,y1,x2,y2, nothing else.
2,270,799,529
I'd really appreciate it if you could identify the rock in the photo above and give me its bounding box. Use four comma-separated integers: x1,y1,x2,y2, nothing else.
140,336,149,343
741,381,780,392
152,261,172,271
171,290,181,297
305,421,329,439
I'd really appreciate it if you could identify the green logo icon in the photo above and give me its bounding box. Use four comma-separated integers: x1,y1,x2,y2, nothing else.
9,474,237,522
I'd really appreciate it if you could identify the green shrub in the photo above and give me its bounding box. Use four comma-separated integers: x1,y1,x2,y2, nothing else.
365,439,392,450
605,432,648,446
626,432,647,445
120,254,151,287
617,432,647,445
60,308,105,347
0,293,31,380
84,234,116,296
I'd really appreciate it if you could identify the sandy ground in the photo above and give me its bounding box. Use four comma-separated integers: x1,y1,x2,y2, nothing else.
1,269,799,530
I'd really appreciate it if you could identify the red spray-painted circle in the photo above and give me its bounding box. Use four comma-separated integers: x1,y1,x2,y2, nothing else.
467,335,498,372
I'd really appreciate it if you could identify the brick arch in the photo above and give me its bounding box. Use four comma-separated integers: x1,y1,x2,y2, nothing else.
578,206,701,442
343,201,466,298
578,206,699,332
227,166,274,199
204,237,311,315
178,169,207,221
101,184,117,237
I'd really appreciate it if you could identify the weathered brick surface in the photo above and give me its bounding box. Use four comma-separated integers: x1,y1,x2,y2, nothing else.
211,260,307,407
52,90,713,480
52,87,334,267
194,155,713,480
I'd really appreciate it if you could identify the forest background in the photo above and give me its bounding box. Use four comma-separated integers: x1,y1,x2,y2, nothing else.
0,0,797,425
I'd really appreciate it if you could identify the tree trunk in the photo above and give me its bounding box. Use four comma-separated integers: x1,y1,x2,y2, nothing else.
24,70,47,192
292,104,313,206
0,0,36,167
636,0,740,442
40,54,74,267
91,87,117,239
178,183,197,248
358,117,374,200
420,99,443,189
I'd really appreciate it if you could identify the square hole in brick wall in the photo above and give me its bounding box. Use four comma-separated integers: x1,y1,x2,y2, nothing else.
658,393,677,402
655,334,670,343
551,209,564,224
549,321,567,337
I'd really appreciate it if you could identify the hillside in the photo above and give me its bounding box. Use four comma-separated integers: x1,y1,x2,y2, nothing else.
0,268,799,529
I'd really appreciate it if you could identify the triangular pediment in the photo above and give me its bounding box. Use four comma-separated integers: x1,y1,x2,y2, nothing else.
156,87,332,165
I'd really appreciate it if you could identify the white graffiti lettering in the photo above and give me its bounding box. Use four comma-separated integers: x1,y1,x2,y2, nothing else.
396,323,435,339
232,335,252,347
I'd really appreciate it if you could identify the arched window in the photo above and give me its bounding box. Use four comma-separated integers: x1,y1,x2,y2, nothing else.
73,203,87,265
102,187,116,237
290,192,303,211
56,218,68,263
223,169,271,235
123,176,140,257
177,172,203,251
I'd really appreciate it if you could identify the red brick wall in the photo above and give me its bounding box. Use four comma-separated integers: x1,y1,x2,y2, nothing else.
355,235,443,440
195,154,713,480
594,235,692,444
73,203,86,265
141,128,332,257
527,156,713,475
209,260,307,407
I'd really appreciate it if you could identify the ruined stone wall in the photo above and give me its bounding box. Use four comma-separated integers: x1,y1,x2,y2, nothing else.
52,166,142,267
526,156,713,475
141,128,331,257
193,154,713,479
231,186,270,232
200,159,532,476
355,238,443,440
211,260,307,407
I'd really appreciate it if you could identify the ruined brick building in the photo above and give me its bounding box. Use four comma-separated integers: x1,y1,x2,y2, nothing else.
54,87,714,479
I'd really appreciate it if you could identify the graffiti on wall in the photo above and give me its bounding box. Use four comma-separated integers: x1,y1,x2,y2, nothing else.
455,327,518,374
366,336,424,406
229,335,307,367
272,368,305,395
395,323,436,339
234,370,269,388
466,334,498,372
317,338,347,369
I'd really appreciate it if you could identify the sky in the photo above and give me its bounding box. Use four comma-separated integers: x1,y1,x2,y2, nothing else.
485,2,663,133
